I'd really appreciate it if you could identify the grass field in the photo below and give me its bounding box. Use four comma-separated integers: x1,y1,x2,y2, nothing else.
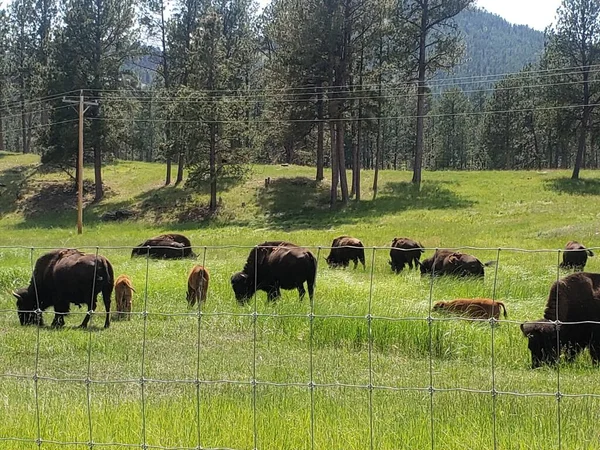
1,152,600,449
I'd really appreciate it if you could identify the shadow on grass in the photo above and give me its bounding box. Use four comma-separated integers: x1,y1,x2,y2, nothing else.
256,177,474,230
545,177,600,196
0,164,39,217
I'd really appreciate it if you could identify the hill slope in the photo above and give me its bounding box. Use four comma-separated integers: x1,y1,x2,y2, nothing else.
437,7,546,90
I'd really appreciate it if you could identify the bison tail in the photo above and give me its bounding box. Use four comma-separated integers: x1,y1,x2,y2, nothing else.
588,249,595,257
483,260,497,267
498,301,507,319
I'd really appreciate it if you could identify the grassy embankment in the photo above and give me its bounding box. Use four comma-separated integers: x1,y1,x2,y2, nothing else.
1,151,600,449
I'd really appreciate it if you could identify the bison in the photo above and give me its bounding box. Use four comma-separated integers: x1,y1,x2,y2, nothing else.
187,265,210,307
389,237,424,273
325,236,365,269
560,241,594,271
114,274,135,320
131,233,195,259
13,249,114,328
231,241,316,304
420,249,492,277
521,272,600,368
433,298,507,320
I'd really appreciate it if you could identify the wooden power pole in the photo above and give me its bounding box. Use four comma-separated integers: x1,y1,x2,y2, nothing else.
62,90,98,234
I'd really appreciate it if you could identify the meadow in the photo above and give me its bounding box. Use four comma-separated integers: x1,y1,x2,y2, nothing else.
1,151,600,449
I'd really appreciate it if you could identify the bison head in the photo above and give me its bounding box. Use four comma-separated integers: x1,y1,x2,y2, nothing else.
521,321,559,368
231,272,255,304
13,288,43,326
432,302,446,311
419,259,432,275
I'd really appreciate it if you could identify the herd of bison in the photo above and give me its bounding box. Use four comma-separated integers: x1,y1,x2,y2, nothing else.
9,233,600,369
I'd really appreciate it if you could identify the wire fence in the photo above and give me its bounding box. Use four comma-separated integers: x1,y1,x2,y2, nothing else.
1,244,599,449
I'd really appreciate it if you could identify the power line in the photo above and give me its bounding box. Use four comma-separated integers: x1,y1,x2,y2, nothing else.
87,100,596,125
87,63,600,96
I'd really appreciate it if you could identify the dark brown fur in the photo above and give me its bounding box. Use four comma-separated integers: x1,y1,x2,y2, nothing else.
560,241,594,271
13,249,114,328
521,272,600,368
131,233,195,259
433,298,507,320
326,236,365,269
389,237,424,273
232,241,316,303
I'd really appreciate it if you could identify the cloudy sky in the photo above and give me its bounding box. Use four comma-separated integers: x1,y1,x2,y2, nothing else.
0,0,563,32
477,0,561,31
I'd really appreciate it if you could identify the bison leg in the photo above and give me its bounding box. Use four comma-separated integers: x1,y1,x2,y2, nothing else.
267,288,281,302
51,301,70,328
297,285,306,301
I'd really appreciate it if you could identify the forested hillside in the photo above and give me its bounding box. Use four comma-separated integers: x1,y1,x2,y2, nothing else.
0,0,597,213
440,8,545,88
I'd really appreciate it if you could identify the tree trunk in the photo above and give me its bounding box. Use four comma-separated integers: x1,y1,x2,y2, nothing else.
0,111,4,152
412,0,429,189
175,151,184,185
337,119,349,204
350,115,357,198
355,109,361,202
330,122,339,207
209,123,217,212
165,156,172,185
316,87,324,181
572,70,591,179
373,116,381,200
20,97,28,154
94,144,103,202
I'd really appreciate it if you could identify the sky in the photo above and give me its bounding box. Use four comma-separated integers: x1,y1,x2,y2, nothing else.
477,0,562,31
0,0,562,32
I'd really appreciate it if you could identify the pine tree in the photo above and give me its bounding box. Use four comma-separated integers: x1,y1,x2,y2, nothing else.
545,0,600,179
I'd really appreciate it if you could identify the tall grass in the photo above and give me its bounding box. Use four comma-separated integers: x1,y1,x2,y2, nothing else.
1,152,600,448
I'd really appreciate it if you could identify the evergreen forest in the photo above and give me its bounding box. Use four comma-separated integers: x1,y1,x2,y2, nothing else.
0,0,598,208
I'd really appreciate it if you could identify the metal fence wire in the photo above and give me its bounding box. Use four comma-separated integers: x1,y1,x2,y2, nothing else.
1,244,599,449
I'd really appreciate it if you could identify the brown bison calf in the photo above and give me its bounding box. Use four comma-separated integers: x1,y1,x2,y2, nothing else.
114,274,135,320
433,298,508,320
187,265,210,307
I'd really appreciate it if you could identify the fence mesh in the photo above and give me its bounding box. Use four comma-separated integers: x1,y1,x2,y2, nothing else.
1,244,598,449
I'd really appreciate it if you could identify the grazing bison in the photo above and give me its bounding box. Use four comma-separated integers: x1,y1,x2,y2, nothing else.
325,236,365,269
433,298,507,320
231,241,316,304
131,233,195,259
389,237,424,273
521,272,600,368
420,250,491,277
560,241,594,271
13,249,114,328
187,265,210,307
114,274,135,320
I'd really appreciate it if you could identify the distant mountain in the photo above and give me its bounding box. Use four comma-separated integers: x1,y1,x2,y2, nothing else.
435,7,546,91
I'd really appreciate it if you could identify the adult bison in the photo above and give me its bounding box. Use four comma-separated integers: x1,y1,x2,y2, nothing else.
131,233,195,259
13,249,114,328
325,236,365,269
389,237,424,273
560,241,594,271
231,241,316,304
419,249,491,277
521,272,600,368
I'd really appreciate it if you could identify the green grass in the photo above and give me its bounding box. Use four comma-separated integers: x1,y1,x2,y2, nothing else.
1,152,600,449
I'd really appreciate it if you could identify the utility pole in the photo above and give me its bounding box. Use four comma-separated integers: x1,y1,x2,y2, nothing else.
62,90,98,234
